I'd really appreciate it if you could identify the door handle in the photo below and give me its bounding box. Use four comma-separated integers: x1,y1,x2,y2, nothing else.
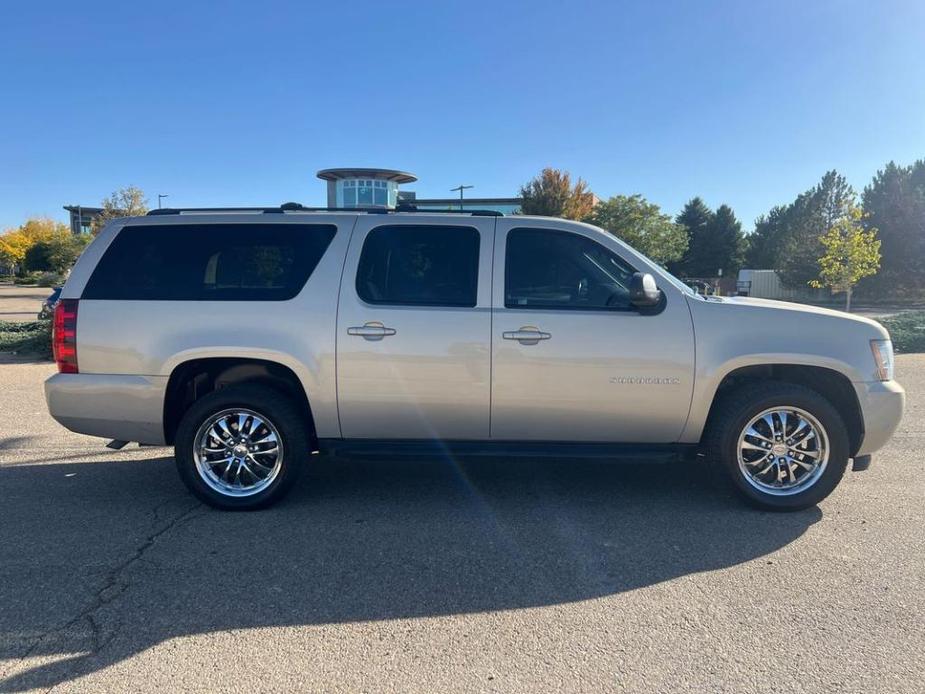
502,326,551,344
347,322,396,341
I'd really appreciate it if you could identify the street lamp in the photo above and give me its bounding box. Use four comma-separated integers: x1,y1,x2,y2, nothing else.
450,184,473,211
158,194,169,209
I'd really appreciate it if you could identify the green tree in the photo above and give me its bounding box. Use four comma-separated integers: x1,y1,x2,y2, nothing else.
810,204,881,311
673,197,714,276
519,168,595,220
92,185,149,234
707,204,746,277
23,232,90,274
588,194,688,266
777,170,855,288
859,159,925,297
745,205,790,268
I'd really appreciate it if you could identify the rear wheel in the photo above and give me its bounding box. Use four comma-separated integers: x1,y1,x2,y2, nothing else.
707,382,850,511
175,385,310,510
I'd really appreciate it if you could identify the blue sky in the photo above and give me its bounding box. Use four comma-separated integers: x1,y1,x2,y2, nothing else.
1,0,923,231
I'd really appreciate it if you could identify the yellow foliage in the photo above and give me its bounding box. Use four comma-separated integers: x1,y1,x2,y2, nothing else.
0,218,72,267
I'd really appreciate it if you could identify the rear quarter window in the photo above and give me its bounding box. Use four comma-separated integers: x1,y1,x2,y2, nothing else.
82,223,336,301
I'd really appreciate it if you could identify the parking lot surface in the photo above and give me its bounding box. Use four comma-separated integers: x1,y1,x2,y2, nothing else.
0,286,48,323
0,357,922,693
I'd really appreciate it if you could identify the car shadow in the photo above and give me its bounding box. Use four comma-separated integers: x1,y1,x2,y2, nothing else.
0,453,820,691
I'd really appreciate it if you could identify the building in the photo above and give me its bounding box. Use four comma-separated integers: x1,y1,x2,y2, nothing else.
63,205,104,235
316,168,522,214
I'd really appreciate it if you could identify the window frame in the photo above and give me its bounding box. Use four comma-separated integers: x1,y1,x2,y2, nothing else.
355,223,481,308
503,226,641,313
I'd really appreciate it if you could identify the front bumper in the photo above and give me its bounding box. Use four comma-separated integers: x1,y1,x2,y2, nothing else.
853,379,905,457
45,373,169,445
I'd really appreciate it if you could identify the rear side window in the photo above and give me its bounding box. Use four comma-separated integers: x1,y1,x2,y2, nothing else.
356,225,480,307
83,224,336,301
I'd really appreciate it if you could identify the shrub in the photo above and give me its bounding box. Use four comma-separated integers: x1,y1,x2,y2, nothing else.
0,320,52,359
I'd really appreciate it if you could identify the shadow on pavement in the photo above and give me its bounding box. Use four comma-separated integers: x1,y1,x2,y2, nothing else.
0,453,820,691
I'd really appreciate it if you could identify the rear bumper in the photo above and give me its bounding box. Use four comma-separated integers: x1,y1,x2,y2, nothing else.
853,379,905,457
44,373,168,445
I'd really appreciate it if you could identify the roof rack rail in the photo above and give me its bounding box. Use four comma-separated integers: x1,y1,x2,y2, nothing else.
146,203,503,217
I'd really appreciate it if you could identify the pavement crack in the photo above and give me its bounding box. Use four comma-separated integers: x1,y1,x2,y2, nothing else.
14,498,204,669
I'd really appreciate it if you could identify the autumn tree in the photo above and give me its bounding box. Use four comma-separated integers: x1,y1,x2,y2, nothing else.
519,168,595,220
91,185,149,234
809,204,881,312
588,194,687,266
0,218,72,274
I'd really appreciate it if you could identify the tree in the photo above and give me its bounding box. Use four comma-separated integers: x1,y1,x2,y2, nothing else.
859,159,925,297
91,185,149,234
746,205,789,268
23,232,90,274
809,204,881,312
588,194,687,266
777,170,855,288
0,218,71,274
706,204,746,278
673,197,714,276
519,168,595,220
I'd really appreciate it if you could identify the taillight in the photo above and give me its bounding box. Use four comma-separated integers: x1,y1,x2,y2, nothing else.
53,299,79,373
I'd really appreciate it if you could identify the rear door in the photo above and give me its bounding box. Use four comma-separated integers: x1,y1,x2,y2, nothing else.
336,216,495,439
490,220,695,442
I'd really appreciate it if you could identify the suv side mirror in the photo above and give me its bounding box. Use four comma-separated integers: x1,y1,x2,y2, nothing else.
629,272,662,308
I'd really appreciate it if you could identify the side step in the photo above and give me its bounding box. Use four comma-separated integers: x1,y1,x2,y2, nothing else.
105,439,130,450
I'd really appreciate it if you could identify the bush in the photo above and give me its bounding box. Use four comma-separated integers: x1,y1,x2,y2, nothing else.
878,311,925,354
0,320,52,358
36,271,65,287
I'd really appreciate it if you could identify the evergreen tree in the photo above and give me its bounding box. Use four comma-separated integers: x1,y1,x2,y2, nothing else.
673,197,714,276
777,171,855,288
746,206,790,269
859,159,925,297
707,204,746,277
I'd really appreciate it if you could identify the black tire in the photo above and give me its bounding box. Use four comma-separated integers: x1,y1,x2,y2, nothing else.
706,382,850,511
174,384,311,510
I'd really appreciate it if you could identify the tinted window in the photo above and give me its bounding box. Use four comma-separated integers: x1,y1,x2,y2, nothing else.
356,225,480,307
83,223,336,301
505,228,637,310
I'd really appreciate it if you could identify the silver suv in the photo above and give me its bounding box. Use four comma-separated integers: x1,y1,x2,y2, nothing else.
45,206,905,511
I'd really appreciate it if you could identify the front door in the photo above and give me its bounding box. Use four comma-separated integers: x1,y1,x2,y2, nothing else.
336,216,495,439
490,221,695,442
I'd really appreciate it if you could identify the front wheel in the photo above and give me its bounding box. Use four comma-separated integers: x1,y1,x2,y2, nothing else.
174,385,310,510
707,382,850,511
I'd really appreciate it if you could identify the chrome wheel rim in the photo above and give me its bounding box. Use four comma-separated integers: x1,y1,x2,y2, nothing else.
736,406,829,496
193,408,283,498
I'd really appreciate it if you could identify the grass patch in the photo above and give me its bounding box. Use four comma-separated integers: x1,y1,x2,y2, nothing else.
878,311,925,354
0,320,52,359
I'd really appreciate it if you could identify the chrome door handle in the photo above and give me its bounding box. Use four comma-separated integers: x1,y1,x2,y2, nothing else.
347,322,396,341
502,326,551,344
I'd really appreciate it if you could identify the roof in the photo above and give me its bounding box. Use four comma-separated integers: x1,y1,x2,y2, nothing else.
316,168,418,183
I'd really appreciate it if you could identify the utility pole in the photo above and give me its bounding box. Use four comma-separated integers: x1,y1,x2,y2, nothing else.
158,194,169,209
450,184,473,211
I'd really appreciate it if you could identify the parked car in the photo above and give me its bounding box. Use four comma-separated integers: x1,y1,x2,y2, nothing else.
37,286,62,320
45,207,905,511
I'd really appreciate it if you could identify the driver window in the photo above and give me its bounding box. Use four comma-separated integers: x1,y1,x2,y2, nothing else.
504,228,637,310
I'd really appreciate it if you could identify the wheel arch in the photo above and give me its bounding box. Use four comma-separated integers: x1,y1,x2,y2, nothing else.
163,357,317,448
698,363,864,456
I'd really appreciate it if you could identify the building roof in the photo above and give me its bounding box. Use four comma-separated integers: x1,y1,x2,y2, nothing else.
316,168,418,183
63,205,104,214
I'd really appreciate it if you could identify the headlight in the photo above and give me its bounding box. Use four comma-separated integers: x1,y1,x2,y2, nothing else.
870,339,894,381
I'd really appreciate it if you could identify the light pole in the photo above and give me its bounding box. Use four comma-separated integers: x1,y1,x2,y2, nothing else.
158,194,169,209
450,184,473,211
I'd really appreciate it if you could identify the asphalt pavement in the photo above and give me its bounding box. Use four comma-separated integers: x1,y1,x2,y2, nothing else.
0,357,922,693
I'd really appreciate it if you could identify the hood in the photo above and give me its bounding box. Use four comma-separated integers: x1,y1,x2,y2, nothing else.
715,296,887,334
